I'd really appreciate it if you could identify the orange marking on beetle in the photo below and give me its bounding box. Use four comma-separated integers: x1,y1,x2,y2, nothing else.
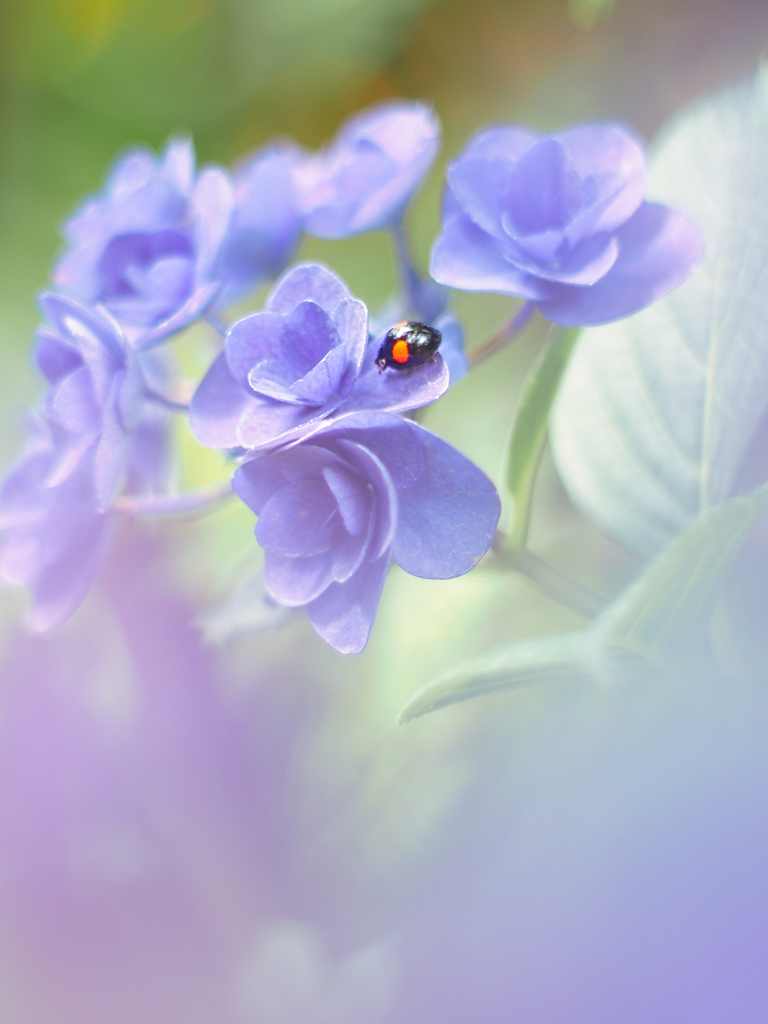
392,339,409,363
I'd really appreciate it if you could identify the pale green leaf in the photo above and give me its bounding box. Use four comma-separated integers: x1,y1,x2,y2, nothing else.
398,632,644,722
399,483,768,721
595,482,768,659
551,69,768,556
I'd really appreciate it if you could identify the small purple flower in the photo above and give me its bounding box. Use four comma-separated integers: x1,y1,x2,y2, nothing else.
292,101,441,239
36,294,145,511
0,416,114,632
54,138,233,348
190,263,449,452
0,295,179,630
215,143,303,308
430,123,704,326
233,412,500,653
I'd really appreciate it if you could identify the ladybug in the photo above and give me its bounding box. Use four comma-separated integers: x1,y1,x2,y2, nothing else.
375,321,442,372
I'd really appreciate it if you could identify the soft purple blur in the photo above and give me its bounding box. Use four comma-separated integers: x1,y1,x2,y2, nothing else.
1,526,767,1022
35,295,144,511
0,294,180,632
293,101,441,239
0,417,113,633
214,144,304,309
0,296,159,632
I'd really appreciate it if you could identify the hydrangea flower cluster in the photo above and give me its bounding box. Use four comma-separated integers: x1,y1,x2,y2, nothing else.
0,100,702,652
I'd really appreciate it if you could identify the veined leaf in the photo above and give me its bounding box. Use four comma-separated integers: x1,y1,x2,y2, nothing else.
550,70,768,557
399,483,768,721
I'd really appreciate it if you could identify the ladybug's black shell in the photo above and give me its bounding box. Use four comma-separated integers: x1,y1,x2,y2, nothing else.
375,321,442,372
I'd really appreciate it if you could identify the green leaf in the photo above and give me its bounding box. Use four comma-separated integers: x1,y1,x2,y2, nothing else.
505,326,580,549
551,70,768,557
398,632,643,721
595,482,768,660
399,483,768,722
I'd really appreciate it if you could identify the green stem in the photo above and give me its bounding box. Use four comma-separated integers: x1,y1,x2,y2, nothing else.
492,540,607,619
392,222,421,319
506,325,581,550
113,480,234,518
467,301,535,367
205,312,229,337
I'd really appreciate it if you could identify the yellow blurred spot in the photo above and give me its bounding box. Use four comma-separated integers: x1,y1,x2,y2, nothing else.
58,0,136,50
56,0,212,52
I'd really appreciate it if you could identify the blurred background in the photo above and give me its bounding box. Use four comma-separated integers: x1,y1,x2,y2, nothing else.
1,1,768,1021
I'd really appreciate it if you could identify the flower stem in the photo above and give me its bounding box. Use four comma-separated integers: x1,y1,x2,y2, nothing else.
144,381,196,412
113,480,234,518
392,222,422,318
467,301,536,367
491,536,607,619
205,312,229,338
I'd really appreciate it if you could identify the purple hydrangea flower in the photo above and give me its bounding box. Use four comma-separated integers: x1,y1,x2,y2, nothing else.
430,123,704,326
189,263,450,452
292,101,441,239
54,138,233,349
214,143,303,308
0,415,114,632
232,412,501,653
36,294,145,511
0,296,178,630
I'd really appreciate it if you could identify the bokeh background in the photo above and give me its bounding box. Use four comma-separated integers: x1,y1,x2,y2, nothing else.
1,1,768,1021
